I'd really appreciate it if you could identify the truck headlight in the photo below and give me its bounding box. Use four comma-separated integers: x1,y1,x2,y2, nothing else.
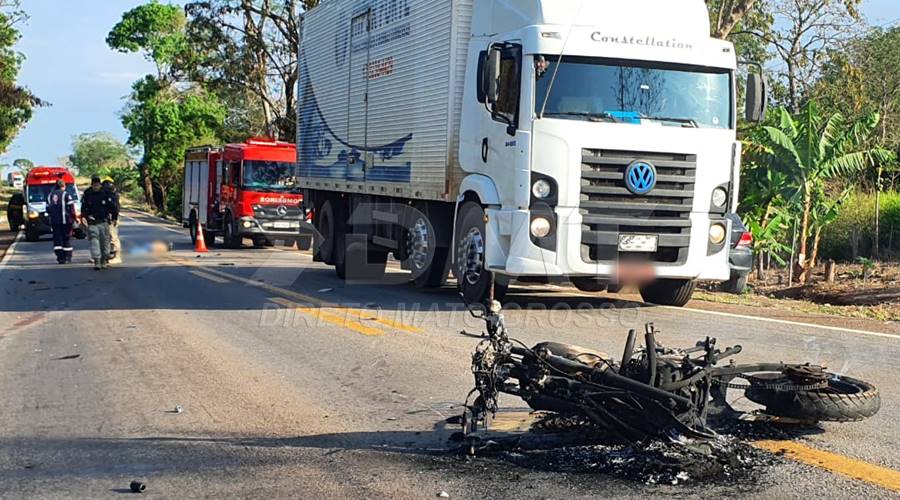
530,216,552,238
712,187,728,208
709,223,727,245
242,220,253,229
27,211,39,219
532,179,552,199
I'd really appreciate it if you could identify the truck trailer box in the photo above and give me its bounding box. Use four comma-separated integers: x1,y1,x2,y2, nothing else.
297,0,472,201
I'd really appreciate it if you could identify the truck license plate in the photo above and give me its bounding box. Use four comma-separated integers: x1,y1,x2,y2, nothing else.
273,221,292,229
618,234,658,252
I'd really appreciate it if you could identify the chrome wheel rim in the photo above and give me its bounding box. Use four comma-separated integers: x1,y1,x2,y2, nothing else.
459,227,484,286
407,216,430,271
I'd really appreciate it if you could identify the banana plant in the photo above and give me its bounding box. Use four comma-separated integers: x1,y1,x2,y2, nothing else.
747,101,889,283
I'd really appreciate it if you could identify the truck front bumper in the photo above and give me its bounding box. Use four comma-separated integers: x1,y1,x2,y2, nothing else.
236,216,302,242
484,207,731,282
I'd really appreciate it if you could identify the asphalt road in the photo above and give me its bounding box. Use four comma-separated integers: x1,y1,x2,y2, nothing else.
1,212,898,499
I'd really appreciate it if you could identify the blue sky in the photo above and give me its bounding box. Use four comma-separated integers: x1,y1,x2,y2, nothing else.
2,0,899,167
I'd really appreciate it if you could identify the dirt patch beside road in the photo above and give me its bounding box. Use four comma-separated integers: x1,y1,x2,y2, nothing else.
0,220,17,262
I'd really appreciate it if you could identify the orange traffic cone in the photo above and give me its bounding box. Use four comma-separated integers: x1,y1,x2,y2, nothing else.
195,217,209,253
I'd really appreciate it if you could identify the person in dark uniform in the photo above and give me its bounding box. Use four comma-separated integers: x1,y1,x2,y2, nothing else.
47,178,77,264
101,176,122,263
81,175,119,270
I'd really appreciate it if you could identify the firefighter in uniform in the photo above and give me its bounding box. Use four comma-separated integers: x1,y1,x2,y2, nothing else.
102,176,122,264
47,178,76,264
81,175,119,270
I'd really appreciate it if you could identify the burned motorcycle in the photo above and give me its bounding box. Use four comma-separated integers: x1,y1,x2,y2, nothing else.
461,300,881,444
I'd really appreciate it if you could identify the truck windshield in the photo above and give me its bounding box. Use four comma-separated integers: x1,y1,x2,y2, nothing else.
242,161,299,191
535,56,732,130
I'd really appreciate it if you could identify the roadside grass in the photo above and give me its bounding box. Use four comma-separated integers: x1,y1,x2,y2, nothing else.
693,289,900,322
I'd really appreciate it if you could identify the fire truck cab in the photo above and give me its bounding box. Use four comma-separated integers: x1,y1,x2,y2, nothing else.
182,138,304,248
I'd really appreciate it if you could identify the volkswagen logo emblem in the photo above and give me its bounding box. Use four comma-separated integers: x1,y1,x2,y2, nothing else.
624,161,657,195
276,205,288,217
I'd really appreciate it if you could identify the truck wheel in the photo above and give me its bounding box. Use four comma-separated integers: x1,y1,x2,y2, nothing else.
25,225,39,242
639,279,695,307
407,203,449,288
203,230,215,247
189,211,198,245
223,215,241,249
722,273,748,294
571,277,607,292
454,202,507,304
339,234,387,282
315,200,338,264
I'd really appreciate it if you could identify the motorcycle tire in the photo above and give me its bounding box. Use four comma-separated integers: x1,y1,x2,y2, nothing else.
746,374,881,422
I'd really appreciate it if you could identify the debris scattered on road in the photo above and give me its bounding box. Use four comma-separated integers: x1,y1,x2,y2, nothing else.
318,288,333,293
54,354,80,361
218,263,235,266
437,491,449,498
129,480,146,493
174,405,184,414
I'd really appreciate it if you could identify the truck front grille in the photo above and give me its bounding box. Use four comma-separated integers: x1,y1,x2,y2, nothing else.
580,149,696,264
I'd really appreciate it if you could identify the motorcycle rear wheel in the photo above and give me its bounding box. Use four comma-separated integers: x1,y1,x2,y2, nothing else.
745,373,880,422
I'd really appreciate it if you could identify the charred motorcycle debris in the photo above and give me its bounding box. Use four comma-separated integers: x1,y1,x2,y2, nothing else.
460,299,881,448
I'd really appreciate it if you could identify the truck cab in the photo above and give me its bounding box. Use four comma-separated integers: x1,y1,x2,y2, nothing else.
183,139,304,248
23,167,82,242
452,0,764,304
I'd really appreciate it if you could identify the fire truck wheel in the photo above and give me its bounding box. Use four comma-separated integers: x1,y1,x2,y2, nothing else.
223,214,242,249
189,212,198,245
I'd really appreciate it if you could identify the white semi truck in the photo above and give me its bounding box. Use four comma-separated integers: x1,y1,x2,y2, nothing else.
296,0,766,305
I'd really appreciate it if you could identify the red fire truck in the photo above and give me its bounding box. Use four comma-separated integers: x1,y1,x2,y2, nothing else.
22,166,85,242
182,138,304,248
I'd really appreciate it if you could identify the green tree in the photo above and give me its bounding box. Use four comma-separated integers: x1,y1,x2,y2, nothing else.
121,76,225,212
744,0,863,112
109,2,226,213
106,1,189,79
0,1,44,154
69,132,134,177
707,0,771,63
12,157,32,171
814,27,900,257
747,102,892,283
184,0,311,141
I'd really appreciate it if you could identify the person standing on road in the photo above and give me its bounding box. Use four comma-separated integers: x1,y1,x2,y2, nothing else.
102,176,122,264
47,178,77,264
81,175,118,270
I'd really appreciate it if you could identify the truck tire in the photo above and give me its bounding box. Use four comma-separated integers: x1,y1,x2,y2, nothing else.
223,214,241,249
315,199,338,265
721,273,748,294
639,278,695,307
453,202,507,304
339,234,387,282
407,202,449,288
571,277,607,292
189,211,199,245
25,225,39,242
746,375,881,422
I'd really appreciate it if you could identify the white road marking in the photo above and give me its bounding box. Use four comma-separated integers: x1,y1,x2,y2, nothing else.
0,230,24,273
660,305,900,340
125,215,900,342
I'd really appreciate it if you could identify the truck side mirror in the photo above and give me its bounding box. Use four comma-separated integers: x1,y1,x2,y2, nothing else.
486,47,501,105
745,72,767,123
